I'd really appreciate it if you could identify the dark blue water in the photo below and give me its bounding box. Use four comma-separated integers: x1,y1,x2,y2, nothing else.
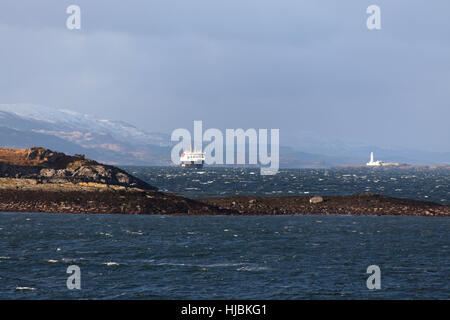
0,168,449,299
0,213,449,299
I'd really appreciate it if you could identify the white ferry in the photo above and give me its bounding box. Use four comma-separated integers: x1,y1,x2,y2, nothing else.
180,148,205,168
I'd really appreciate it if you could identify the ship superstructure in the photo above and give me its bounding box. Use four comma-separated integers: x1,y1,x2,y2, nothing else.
180,147,205,168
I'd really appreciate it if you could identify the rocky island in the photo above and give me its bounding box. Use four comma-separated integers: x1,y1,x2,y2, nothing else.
0,147,448,216
0,147,226,215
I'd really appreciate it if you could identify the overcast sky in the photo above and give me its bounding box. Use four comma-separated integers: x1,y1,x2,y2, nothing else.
0,0,449,152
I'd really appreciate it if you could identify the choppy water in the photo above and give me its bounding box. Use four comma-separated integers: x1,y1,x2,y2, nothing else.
0,168,449,299
125,167,450,205
0,213,449,299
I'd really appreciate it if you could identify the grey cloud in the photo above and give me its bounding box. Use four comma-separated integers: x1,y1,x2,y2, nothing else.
0,0,449,152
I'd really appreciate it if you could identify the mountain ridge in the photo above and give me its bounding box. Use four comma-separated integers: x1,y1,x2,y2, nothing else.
0,104,448,167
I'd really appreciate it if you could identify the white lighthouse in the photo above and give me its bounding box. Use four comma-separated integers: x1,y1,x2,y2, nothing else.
366,152,382,166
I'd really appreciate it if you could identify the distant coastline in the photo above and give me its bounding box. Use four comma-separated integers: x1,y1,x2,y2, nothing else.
334,164,450,170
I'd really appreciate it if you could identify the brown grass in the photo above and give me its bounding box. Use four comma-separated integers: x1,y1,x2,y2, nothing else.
0,148,41,166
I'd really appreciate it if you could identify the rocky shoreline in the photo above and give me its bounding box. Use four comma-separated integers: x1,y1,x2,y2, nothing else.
0,179,227,215
199,194,449,217
0,179,448,216
0,147,448,217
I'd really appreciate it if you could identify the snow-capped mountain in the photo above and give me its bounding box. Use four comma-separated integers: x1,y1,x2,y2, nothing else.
0,104,342,167
0,104,170,146
1,104,447,167
0,104,172,165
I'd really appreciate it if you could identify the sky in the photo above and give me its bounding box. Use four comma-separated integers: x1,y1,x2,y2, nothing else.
0,0,449,152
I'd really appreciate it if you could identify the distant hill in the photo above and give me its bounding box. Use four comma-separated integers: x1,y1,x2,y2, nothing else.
284,132,450,165
0,104,447,167
0,104,341,167
0,104,171,165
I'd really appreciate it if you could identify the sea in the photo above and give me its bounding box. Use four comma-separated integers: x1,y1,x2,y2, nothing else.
0,167,449,299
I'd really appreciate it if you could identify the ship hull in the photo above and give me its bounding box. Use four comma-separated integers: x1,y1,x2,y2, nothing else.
180,162,204,169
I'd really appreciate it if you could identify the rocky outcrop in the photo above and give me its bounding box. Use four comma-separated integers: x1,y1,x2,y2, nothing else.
0,176,447,216
199,194,450,217
0,147,233,214
0,147,156,190
0,179,231,215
